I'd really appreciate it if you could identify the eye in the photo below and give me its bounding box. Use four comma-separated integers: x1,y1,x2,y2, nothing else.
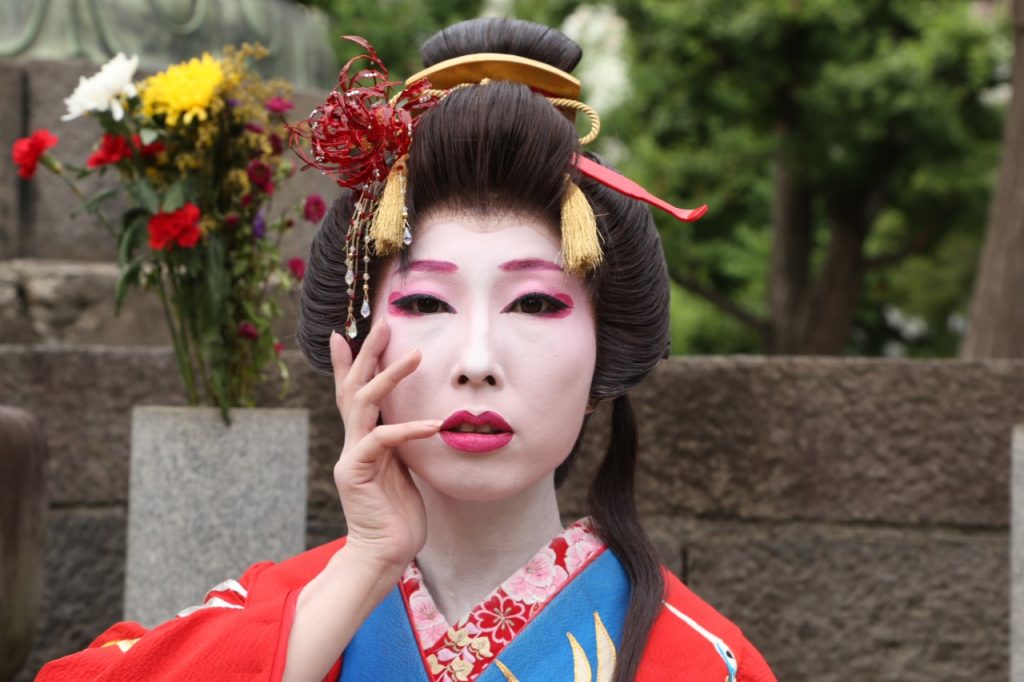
390,294,452,315
504,293,569,316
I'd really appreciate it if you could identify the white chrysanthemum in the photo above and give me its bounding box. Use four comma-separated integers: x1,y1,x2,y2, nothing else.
63,53,139,122
561,4,630,113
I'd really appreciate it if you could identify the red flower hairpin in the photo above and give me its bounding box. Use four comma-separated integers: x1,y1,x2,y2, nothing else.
290,36,439,190
289,37,441,340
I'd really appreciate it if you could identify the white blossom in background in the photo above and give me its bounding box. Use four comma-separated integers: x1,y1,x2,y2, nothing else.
883,304,929,342
480,0,514,17
63,53,139,122
561,4,630,114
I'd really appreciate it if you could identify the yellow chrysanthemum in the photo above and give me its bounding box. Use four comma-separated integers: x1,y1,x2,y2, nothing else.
142,53,224,126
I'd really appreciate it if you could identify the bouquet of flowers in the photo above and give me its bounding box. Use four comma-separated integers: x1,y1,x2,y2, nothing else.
11,45,326,421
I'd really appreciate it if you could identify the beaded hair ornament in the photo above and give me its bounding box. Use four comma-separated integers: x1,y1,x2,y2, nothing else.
289,36,707,341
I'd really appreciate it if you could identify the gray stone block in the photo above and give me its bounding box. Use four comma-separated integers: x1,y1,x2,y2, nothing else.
24,59,117,261
0,346,186,506
648,516,1007,682
0,60,25,260
124,406,308,627
2,348,1023,531
14,508,126,682
625,358,1021,527
0,259,171,345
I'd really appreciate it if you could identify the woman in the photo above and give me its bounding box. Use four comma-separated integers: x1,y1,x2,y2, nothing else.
37,17,776,682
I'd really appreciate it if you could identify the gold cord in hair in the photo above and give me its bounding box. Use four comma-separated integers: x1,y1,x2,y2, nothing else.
547,97,601,146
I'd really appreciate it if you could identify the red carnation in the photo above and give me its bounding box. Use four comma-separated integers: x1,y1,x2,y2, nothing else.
303,193,326,223
238,321,260,339
132,135,165,157
148,203,202,250
12,129,58,179
246,158,274,194
87,133,133,168
264,96,294,114
287,257,305,280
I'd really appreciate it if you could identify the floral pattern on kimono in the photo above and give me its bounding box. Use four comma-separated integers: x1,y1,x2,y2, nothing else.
399,518,606,682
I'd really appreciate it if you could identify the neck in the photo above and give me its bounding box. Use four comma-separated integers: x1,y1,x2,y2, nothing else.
413,475,564,625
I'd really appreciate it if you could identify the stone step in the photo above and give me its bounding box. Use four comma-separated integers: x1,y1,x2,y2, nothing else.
0,259,299,346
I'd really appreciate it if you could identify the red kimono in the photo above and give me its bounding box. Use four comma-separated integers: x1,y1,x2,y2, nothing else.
37,519,776,681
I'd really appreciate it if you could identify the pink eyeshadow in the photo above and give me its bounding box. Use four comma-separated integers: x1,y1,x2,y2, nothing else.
387,291,417,317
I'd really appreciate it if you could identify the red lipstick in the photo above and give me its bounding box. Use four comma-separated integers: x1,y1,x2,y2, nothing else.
440,410,513,453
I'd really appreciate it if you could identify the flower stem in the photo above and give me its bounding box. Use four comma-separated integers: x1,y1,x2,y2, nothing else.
155,270,197,404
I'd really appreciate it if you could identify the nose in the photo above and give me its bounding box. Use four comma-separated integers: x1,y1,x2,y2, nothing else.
453,313,501,388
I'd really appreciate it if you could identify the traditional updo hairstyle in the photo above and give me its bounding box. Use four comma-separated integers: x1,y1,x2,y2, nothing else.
298,18,670,681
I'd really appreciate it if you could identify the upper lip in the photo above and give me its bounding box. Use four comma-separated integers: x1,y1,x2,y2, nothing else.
441,410,513,433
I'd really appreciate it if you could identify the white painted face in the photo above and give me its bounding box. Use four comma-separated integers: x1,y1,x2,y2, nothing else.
375,211,597,502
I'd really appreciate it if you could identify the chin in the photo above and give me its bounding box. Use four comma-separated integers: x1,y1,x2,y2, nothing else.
400,439,564,504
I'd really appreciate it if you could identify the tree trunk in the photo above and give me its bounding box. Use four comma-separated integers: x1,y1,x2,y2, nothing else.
800,200,871,354
961,0,1024,358
768,144,813,353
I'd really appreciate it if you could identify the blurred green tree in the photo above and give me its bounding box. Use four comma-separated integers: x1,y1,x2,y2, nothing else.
606,0,1007,355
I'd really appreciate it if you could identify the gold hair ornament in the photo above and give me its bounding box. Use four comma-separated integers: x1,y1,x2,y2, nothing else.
407,53,605,275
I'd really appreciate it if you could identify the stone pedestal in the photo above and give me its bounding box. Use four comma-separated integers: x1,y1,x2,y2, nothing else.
1013,425,1024,681
124,406,308,627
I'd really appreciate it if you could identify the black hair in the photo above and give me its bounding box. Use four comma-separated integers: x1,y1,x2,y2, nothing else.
297,18,669,681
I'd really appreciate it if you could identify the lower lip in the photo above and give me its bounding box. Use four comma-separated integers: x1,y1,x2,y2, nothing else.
440,431,513,453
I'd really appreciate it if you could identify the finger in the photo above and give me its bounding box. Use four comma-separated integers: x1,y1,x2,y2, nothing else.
329,329,354,398
348,348,422,435
341,420,442,471
345,319,390,394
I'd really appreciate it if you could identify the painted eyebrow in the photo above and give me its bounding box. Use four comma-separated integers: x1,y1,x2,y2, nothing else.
499,258,563,272
403,259,458,273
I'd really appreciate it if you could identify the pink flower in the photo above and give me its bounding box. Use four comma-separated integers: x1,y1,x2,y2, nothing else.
268,132,283,156
264,96,294,114
244,121,265,133
12,129,58,178
237,321,259,340
273,342,284,355
563,523,604,573
500,547,567,605
287,257,305,280
409,588,449,647
303,193,326,223
246,158,274,194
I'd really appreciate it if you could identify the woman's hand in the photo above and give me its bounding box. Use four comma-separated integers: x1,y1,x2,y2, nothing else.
330,320,438,571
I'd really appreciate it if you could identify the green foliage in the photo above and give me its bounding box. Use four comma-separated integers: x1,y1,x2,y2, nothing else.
610,0,1006,354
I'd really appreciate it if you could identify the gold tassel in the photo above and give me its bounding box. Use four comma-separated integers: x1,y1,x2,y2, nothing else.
560,177,603,275
370,154,409,255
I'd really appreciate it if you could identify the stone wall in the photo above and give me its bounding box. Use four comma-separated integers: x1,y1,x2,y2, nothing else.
0,347,1015,682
